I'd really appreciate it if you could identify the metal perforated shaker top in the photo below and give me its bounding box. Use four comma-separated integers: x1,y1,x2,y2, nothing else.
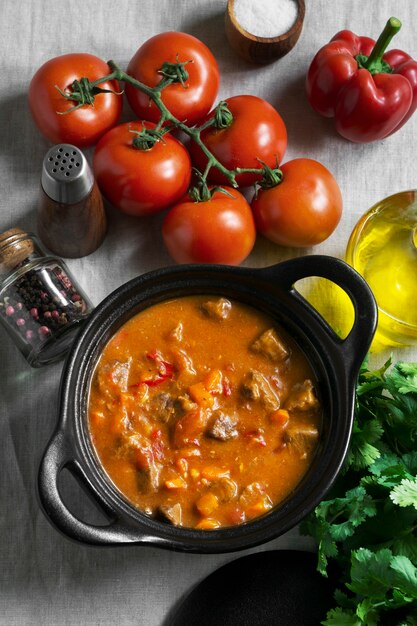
41,144,94,204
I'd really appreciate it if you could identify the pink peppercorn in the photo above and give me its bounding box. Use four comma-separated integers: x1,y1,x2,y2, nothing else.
51,310,59,319
43,311,52,318
38,326,50,336
25,329,34,340
30,307,39,318
5,305,14,316
71,293,81,302
16,317,26,326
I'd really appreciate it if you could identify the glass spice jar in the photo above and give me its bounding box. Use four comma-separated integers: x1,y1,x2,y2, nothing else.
0,227,93,367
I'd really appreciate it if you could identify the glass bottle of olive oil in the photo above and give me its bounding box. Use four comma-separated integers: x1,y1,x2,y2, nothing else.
346,190,417,347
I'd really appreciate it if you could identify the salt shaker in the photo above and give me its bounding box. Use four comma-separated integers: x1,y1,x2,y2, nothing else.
0,227,93,367
38,144,107,258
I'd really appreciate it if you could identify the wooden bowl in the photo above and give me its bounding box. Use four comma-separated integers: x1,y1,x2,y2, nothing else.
225,0,305,64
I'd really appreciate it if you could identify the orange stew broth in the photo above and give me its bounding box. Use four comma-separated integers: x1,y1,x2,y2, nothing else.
88,295,321,529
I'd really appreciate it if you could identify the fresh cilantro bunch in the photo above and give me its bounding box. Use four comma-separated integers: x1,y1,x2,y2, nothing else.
301,359,417,625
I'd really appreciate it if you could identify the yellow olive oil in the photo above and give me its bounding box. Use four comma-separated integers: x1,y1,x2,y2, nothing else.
346,191,417,347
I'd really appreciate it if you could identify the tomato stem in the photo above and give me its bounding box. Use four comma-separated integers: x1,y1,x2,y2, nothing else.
189,170,235,202
130,126,167,150
59,59,268,190
238,159,283,189
157,57,192,88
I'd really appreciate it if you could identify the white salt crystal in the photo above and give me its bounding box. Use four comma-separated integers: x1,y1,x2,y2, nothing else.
234,0,298,38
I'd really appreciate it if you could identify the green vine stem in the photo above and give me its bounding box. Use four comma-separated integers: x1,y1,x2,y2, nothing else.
356,17,402,75
57,59,276,193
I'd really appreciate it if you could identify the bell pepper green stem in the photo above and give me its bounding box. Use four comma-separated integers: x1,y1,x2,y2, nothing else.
362,17,401,74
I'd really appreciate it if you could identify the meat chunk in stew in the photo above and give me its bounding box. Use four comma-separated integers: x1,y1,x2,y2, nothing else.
240,370,280,411
128,434,162,493
150,392,177,424
239,481,273,516
283,424,319,456
207,411,239,441
200,298,232,320
211,477,238,502
168,322,183,342
250,328,289,362
176,394,198,414
97,359,131,397
284,379,319,412
158,502,183,526
137,463,161,494
173,348,196,379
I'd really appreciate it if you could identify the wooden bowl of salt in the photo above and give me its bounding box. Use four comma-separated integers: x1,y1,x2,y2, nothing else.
225,0,305,64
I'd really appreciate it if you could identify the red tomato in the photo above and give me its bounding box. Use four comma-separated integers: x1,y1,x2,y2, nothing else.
125,32,220,127
28,53,122,148
93,121,192,216
190,95,287,187
251,159,342,247
162,187,256,264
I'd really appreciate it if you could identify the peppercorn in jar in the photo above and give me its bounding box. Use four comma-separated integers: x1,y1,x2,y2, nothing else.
0,227,93,366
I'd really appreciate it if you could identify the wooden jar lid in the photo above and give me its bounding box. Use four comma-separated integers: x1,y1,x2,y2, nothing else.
0,227,34,272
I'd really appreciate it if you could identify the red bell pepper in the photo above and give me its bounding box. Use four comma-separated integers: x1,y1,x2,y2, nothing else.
306,17,417,142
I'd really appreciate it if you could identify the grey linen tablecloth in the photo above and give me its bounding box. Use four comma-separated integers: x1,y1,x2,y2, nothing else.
1,0,416,624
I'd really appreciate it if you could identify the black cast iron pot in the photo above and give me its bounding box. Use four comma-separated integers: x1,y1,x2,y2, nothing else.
38,255,377,553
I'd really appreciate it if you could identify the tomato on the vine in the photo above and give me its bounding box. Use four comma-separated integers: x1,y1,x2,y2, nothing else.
190,95,287,187
162,187,256,264
125,32,220,127
28,53,122,148
93,121,192,217
251,159,342,247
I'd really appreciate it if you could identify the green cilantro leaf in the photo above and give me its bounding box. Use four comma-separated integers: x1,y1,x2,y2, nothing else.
390,555,417,598
356,598,379,625
392,535,417,562
345,419,382,471
389,362,417,394
322,607,361,625
302,358,417,624
368,450,401,475
347,548,393,599
402,451,417,475
390,478,417,510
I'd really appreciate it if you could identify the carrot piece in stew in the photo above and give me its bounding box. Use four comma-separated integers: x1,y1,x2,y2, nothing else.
270,409,290,428
196,518,221,530
204,369,223,394
165,475,187,490
188,382,214,408
196,492,219,517
173,408,208,448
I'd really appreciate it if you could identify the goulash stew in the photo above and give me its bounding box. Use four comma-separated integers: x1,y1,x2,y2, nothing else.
88,296,321,529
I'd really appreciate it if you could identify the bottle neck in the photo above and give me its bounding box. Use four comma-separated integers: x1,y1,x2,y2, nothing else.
0,228,45,280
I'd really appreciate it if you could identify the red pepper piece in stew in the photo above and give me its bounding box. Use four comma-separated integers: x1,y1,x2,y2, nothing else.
131,351,174,388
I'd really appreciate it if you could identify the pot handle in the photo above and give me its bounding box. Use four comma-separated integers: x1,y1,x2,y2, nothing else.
263,255,377,373
38,429,152,546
